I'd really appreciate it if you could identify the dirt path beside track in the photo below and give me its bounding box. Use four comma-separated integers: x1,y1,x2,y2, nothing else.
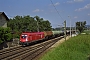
51,36,70,48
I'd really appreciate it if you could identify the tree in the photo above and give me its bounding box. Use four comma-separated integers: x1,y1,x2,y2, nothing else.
33,15,52,31
0,27,12,44
76,21,86,33
42,20,52,31
7,15,52,33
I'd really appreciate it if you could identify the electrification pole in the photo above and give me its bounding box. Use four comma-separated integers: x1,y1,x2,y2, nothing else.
37,21,39,32
34,17,39,32
68,16,71,37
75,22,76,34
64,20,66,41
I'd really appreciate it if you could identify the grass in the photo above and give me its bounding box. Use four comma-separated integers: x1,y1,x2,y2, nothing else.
40,34,90,60
82,30,90,34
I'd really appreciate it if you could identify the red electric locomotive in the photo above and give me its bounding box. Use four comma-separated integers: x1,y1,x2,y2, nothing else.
19,32,45,45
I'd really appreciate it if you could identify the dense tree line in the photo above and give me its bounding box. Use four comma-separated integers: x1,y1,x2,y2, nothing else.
7,15,52,34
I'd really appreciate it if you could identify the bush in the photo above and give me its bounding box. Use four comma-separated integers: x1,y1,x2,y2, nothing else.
0,40,3,44
5,33,12,42
0,27,12,44
0,27,4,44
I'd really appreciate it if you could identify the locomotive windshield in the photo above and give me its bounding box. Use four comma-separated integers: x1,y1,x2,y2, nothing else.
21,35,27,39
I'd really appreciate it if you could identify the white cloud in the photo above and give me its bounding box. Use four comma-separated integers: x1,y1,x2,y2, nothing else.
66,0,84,3
33,9,40,12
75,4,90,11
66,1,73,3
88,14,90,15
74,0,84,2
50,2,60,6
54,2,60,6
74,16,78,18
33,9,43,12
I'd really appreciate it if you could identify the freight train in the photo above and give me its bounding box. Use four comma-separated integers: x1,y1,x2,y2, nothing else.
19,31,69,46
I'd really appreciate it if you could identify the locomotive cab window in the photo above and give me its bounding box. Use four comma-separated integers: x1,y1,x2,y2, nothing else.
21,35,27,39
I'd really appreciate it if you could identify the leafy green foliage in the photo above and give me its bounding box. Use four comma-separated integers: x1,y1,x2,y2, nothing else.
76,21,86,33
0,40,3,44
7,15,52,33
4,33,12,41
0,27,4,43
40,35,90,60
0,27,12,44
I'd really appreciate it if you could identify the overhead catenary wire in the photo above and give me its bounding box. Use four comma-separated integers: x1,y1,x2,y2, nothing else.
50,0,67,40
50,0,64,20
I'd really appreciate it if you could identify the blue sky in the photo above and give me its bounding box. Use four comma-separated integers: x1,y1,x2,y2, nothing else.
0,0,90,28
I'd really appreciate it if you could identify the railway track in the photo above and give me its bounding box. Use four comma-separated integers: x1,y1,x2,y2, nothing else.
0,36,64,60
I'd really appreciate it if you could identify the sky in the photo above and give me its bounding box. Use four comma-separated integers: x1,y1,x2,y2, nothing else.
0,0,90,28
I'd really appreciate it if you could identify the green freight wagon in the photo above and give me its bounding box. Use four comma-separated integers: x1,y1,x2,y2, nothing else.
52,31,64,37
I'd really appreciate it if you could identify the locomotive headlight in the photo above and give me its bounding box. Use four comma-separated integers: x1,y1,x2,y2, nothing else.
22,35,24,36
25,35,27,36
26,37,28,41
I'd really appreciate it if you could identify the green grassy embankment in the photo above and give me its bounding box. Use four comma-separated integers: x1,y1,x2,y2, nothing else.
40,34,90,60
82,30,90,34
